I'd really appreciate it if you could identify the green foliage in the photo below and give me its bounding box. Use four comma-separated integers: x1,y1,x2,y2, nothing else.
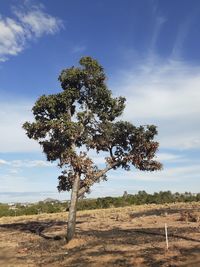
0,201,66,218
1,191,199,218
76,191,200,210
23,56,162,196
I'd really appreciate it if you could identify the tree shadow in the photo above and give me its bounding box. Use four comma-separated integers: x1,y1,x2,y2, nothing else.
129,207,200,218
135,245,200,267
1,220,200,266
79,226,200,243
67,226,200,266
175,245,200,267
0,220,82,240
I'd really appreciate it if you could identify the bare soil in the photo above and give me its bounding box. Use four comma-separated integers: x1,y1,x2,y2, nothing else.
1,202,200,266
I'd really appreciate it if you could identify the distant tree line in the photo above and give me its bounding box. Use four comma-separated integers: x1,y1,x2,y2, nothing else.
76,191,200,210
0,201,64,217
0,191,200,217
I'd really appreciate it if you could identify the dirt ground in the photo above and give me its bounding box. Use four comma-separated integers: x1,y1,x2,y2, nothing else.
1,202,200,267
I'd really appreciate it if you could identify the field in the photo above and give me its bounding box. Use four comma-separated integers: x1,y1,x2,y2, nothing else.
1,202,200,267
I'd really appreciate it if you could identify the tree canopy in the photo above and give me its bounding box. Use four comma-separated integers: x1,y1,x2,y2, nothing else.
23,56,162,195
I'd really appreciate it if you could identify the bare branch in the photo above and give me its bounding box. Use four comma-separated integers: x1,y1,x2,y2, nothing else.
78,161,119,197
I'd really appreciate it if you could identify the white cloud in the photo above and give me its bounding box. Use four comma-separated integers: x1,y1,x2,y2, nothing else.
0,17,25,61
0,158,55,168
0,159,9,165
156,152,184,162
116,58,200,149
15,8,62,37
11,160,55,168
108,163,200,182
0,5,62,61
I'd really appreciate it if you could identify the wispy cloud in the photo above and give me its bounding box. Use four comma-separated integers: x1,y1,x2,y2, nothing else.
0,4,62,62
156,152,184,163
2,57,200,154
115,57,200,150
109,163,200,183
0,159,55,168
171,13,196,59
14,5,62,37
150,15,166,53
71,44,86,54
11,160,55,168
0,159,8,165
0,17,25,61
0,161,59,196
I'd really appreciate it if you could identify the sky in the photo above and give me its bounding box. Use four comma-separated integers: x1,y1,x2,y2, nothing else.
0,0,200,203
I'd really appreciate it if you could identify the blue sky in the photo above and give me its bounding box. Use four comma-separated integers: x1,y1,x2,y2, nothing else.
0,0,200,203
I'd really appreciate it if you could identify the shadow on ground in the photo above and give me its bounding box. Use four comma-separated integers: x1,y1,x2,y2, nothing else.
0,220,71,240
129,207,200,218
1,210,200,266
68,226,200,266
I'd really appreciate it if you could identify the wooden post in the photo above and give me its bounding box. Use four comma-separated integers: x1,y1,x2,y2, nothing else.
165,223,169,250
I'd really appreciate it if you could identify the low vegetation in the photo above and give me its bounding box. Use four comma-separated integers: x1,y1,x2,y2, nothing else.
1,191,200,218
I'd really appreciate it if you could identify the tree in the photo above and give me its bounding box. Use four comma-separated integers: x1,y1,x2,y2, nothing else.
23,56,162,242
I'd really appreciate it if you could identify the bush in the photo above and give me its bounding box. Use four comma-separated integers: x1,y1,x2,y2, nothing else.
0,191,199,218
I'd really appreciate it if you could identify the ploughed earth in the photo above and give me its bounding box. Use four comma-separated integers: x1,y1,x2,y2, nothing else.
1,202,200,266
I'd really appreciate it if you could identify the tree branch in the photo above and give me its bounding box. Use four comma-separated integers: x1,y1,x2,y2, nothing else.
109,146,114,159
78,161,119,198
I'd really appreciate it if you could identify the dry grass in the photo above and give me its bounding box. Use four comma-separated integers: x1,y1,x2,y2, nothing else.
1,202,200,266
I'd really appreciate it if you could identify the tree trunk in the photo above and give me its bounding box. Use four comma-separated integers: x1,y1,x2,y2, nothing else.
66,173,80,242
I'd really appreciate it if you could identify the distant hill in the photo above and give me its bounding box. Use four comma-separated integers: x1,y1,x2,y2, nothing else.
43,198,60,203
